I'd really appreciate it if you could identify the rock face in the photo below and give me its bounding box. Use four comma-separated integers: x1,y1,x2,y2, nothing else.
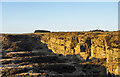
41,31,120,75
2,34,42,51
1,31,120,76
1,33,108,76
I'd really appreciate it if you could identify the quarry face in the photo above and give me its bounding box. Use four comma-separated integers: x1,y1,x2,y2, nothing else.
1,31,120,76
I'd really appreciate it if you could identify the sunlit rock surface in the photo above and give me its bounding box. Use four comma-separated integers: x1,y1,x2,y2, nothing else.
41,31,120,75
1,31,120,76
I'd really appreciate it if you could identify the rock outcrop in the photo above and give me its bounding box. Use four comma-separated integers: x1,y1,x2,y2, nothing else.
1,33,108,76
2,34,42,51
1,31,120,76
41,31,120,75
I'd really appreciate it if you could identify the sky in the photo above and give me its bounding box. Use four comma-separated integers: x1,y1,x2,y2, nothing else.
2,2,118,33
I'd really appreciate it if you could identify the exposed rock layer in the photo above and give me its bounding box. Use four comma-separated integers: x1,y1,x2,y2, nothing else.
1,31,120,76
40,31,120,75
2,34,41,51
